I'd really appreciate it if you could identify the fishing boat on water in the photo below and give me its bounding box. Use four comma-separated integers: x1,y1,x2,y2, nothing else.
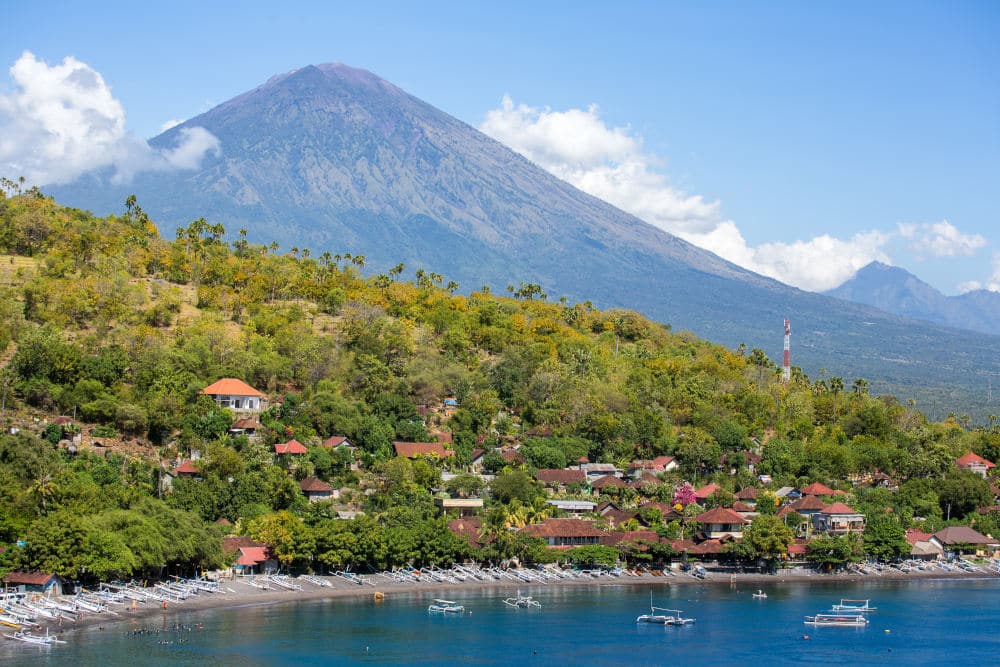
637,593,695,625
427,599,464,613
3,629,67,645
752,590,767,599
503,593,541,608
831,599,877,613
804,613,869,627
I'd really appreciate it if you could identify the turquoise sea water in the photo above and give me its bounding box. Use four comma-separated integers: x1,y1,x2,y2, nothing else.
3,578,998,666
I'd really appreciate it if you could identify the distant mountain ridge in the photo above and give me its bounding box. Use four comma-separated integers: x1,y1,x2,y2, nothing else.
826,262,1000,335
48,63,1000,420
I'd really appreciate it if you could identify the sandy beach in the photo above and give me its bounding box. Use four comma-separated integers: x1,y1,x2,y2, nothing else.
24,566,996,641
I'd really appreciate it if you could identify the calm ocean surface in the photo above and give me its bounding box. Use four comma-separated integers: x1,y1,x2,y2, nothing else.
4,578,998,666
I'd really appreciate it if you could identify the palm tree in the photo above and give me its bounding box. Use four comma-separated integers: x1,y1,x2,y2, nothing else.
29,474,57,514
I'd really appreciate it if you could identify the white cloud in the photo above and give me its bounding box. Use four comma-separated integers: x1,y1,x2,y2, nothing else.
679,222,892,292
0,51,220,186
159,119,182,133
988,253,1000,293
898,220,986,257
480,96,893,291
481,96,719,232
957,280,982,293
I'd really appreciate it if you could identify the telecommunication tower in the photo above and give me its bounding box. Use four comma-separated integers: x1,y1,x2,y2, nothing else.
782,319,791,382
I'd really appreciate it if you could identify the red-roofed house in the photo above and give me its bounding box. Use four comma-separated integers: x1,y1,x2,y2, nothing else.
787,541,809,558
448,518,485,549
694,507,750,539
229,416,262,436
536,468,586,491
786,495,827,517
321,435,353,449
694,483,722,501
300,476,333,502
628,455,678,478
175,459,200,477
275,439,308,455
931,526,1000,556
500,447,525,465
200,378,265,412
520,518,604,548
799,482,836,496
812,502,865,534
956,452,996,478
591,474,628,491
223,536,276,574
904,528,942,560
393,441,454,459
2,571,62,595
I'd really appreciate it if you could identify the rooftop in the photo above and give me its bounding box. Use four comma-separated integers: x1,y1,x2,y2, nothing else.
200,378,264,397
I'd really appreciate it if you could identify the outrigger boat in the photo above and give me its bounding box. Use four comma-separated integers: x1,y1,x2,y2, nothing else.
804,613,868,627
636,592,695,625
503,593,541,608
637,608,696,625
427,598,464,613
831,599,876,613
4,628,67,645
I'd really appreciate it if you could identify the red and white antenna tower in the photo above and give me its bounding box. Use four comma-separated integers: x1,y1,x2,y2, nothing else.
782,319,791,382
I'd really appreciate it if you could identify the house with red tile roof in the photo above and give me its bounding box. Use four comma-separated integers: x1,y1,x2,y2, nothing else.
223,536,276,574
300,476,333,502
694,482,722,501
175,459,200,477
799,482,836,496
811,502,865,534
200,378,266,412
321,435,352,449
275,439,308,455
393,441,454,459
904,528,942,560
956,451,996,478
671,536,733,556
2,571,62,595
500,447,525,465
591,474,628,491
536,468,586,491
693,507,750,539
229,416,262,436
448,517,485,548
520,518,604,548
786,494,827,517
931,526,1000,556
627,455,678,478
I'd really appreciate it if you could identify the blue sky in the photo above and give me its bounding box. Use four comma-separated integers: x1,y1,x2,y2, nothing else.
2,1,997,294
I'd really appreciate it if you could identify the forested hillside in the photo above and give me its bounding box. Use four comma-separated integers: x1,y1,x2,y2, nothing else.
1,183,997,579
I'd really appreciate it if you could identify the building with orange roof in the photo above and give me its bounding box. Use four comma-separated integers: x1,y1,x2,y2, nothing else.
393,441,454,458
693,507,750,539
812,502,865,534
275,439,308,455
201,378,266,412
956,451,996,478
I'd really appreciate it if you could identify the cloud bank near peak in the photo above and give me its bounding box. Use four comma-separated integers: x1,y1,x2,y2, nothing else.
480,96,970,293
0,51,219,186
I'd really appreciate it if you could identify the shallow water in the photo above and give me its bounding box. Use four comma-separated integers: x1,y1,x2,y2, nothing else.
4,578,998,666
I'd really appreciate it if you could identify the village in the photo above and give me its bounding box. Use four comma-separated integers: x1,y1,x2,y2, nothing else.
5,375,999,603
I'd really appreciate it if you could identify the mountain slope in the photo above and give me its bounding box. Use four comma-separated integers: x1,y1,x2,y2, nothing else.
49,64,1000,419
826,261,1000,335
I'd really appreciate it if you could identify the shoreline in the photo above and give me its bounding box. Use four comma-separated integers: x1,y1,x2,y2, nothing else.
28,567,999,641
